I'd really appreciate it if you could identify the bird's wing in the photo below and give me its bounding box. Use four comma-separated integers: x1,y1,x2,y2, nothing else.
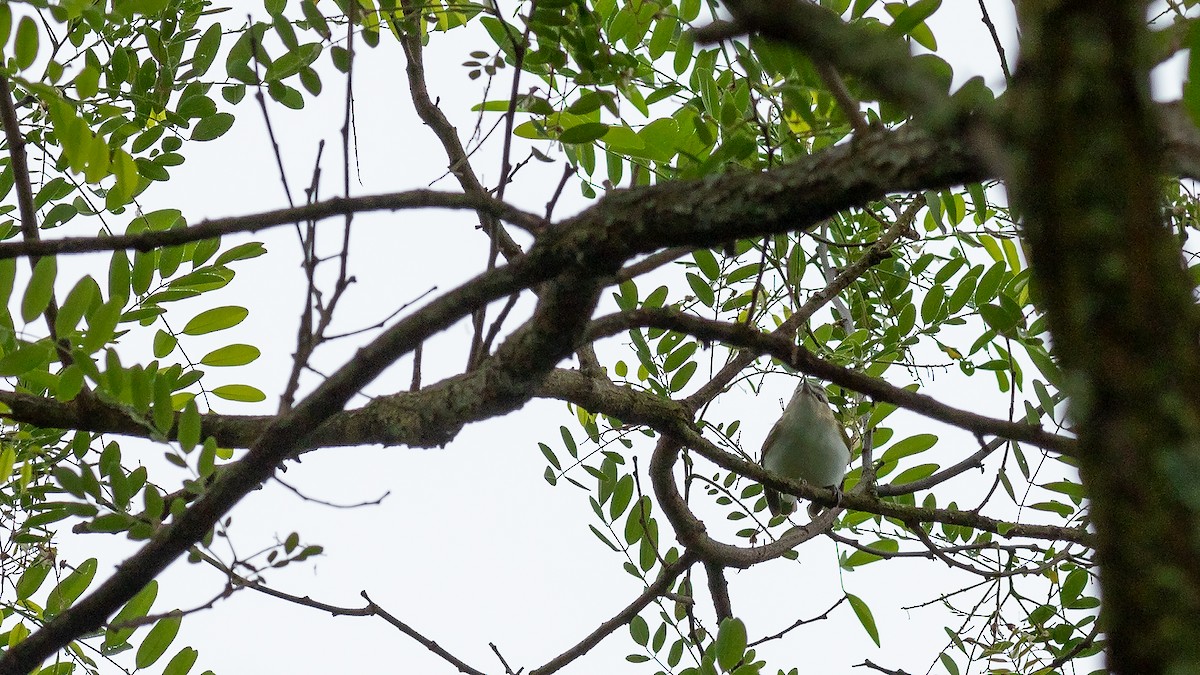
759,417,782,464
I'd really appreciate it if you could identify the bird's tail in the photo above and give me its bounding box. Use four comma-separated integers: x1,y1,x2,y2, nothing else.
766,489,797,516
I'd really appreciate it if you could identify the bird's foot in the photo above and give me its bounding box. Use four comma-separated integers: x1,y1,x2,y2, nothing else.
807,485,844,520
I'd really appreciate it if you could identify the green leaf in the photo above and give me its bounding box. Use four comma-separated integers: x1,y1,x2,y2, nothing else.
1029,500,1074,517
1025,343,1062,388
847,593,881,646
624,496,648,544
154,329,177,358
668,361,697,392
89,513,134,532
22,256,57,323
135,614,182,668
974,261,1006,305
589,524,620,551
58,364,84,401
162,647,199,675
182,306,249,335
560,122,610,144
0,444,13,481
920,284,944,325
0,7,10,51
301,0,331,39
265,43,322,80
664,342,697,372
852,0,878,18
891,463,939,485
46,558,99,615
215,242,267,265
109,249,131,304
191,113,235,141
629,615,649,646
138,208,183,231
651,622,667,653
153,373,174,433
108,150,140,207
192,24,223,77
687,272,715,306
178,95,217,119
178,399,202,453
610,474,635,519
1060,568,1088,606
714,617,747,671
222,84,246,104
0,341,51,376
56,275,98,336
83,300,122,353
880,433,938,463
74,64,99,98
131,249,156,295
268,81,304,109
693,248,719,280
212,384,266,402
896,302,916,337
0,257,15,306
14,16,38,70
200,343,260,366
15,562,51,600
844,538,900,568
538,442,560,471
121,0,170,15
979,302,1018,336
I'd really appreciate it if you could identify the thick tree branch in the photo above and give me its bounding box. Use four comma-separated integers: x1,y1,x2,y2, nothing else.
587,308,1075,455
0,105,1194,266
1008,2,1200,671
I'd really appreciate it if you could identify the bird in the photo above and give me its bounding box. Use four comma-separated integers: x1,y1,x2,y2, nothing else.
759,378,852,518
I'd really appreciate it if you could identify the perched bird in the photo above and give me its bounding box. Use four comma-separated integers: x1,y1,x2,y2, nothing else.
759,378,851,517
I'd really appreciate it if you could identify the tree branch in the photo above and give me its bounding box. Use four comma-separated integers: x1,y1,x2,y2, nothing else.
527,549,698,675
0,190,545,260
587,308,1075,455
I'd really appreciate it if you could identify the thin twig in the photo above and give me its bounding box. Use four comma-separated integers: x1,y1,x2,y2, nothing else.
362,591,488,675
0,73,68,364
273,475,389,508
750,596,848,646
247,17,295,208
977,0,1013,85
527,550,699,675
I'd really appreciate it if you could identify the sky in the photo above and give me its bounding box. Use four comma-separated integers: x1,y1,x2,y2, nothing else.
28,1,1172,673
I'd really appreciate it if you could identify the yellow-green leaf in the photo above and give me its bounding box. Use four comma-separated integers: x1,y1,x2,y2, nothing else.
212,384,266,402
847,593,881,646
714,617,747,671
135,615,181,668
200,343,260,366
182,306,248,335
22,256,57,323
14,17,38,70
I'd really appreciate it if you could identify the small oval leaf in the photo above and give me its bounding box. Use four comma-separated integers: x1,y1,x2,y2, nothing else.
212,384,266,402
200,343,260,367
182,306,248,336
